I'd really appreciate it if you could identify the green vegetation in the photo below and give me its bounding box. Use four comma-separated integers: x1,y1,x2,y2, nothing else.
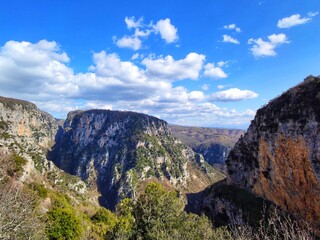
0,120,8,130
0,132,11,139
29,182,49,198
8,153,27,176
108,182,218,240
46,207,82,240
32,152,45,172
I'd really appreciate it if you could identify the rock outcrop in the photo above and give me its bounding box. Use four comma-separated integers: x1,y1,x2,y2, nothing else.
49,110,224,209
226,75,320,227
0,96,58,148
0,96,92,198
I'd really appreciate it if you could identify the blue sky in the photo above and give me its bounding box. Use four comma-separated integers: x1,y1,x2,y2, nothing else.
0,0,319,129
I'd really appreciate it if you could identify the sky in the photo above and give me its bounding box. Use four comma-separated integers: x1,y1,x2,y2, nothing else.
0,0,319,129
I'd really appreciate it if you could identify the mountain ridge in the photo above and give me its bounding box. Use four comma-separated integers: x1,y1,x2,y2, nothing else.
48,108,224,209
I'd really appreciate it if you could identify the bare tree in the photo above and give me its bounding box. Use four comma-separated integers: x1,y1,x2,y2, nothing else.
0,182,46,240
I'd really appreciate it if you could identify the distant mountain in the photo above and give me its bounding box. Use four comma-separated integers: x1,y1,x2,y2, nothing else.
170,125,244,168
48,110,224,209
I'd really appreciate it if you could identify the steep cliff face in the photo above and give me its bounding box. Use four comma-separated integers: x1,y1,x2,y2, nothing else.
49,110,224,209
0,96,58,148
170,125,244,166
0,96,91,197
226,75,320,226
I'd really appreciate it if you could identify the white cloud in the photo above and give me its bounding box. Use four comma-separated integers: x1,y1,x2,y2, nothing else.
0,40,77,98
134,28,152,37
188,91,206,101
201,84,209,91
308,12,319,17
131,53,140,60
125,16,143,29
115,17,178,50
248,33,289,58
0,39,257,128
222,34,240,44
153,18,178,43
277,14,312,28
142,52,205,81
204,63,228,79
223,24,241,32
114,36,142,50
210,88,258,101
217,84,232,90
217,61,227,67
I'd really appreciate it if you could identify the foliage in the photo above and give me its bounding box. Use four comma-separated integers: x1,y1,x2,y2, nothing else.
29,182,49,198
12,153,27,173
91,207,118,237
108,182,217,240
46,206,82,240
0,120,8,130
2,153,27,177
108,198,135,239
133,182,184,239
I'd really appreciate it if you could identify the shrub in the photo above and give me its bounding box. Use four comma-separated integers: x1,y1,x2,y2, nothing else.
29,182,48,198
46,207,82,240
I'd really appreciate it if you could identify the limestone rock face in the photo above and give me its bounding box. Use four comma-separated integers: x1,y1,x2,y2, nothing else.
226,76,320,226
49,109,223,209
0,96,58,148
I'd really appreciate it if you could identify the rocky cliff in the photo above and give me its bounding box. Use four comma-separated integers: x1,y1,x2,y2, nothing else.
0,96,91,191
170,125,244,167
0,96,61,181
0,96,58,148
226,75,320,227
49,110,224,209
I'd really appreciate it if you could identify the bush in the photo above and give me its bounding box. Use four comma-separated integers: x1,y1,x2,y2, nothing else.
13,154,27,173
108,182,217,240
29,182,49,198
46,207,82,240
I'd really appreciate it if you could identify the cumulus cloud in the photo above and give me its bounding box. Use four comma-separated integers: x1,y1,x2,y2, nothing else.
0,39,257,127
153,18,179,43
277,13,314,28
188,91,206,101
125,16,143,29
201,84,209,91
248,33,289,57
131,53,140,60
210,88,258,101
223,24,241,32
204,63,228,79
0,40,77,98
222,34,240,44
142,52,205,81
115,16,178,50
114,36,142,50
